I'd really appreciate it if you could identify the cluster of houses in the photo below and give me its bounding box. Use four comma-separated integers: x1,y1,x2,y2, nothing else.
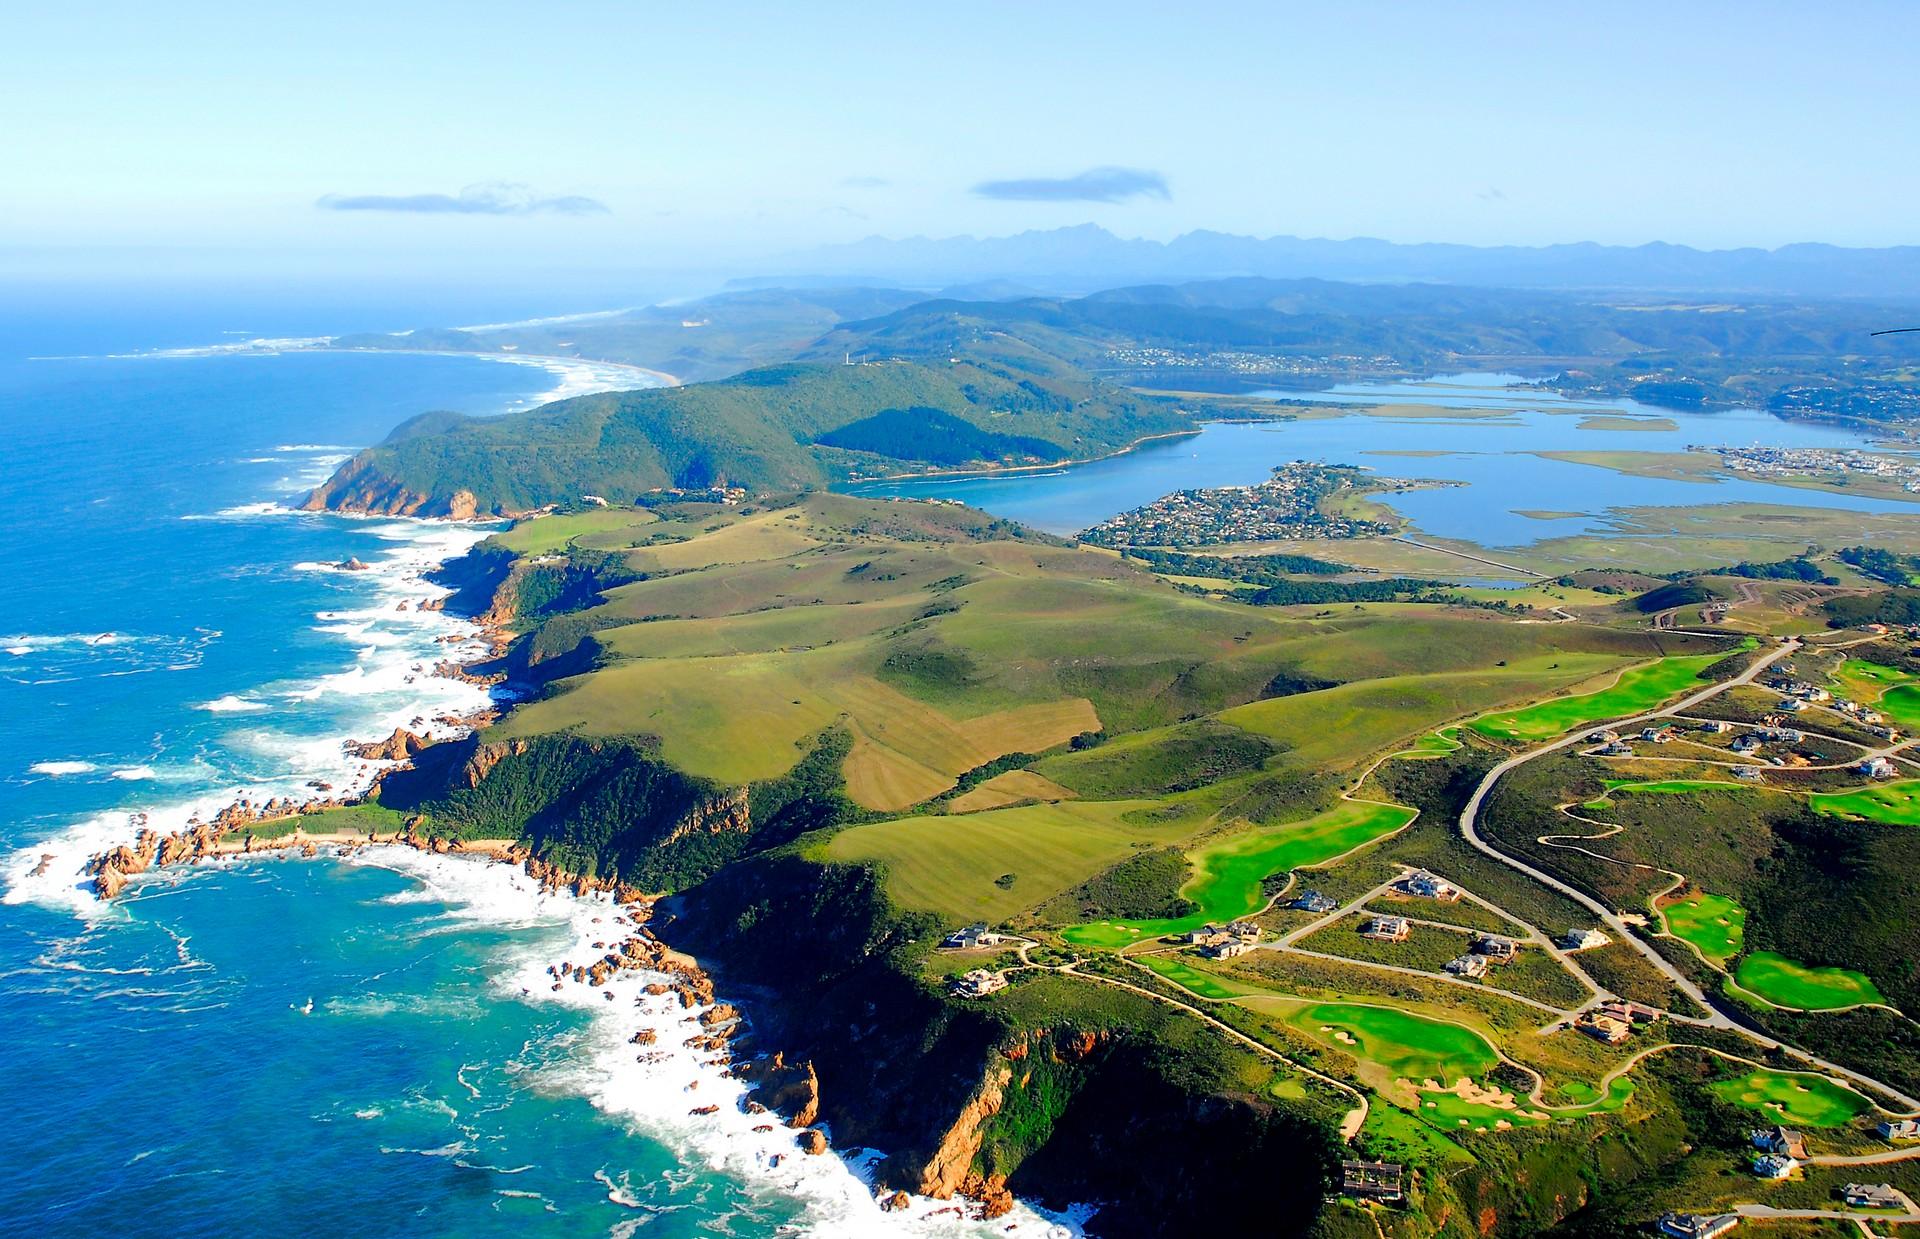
1186,919,1262,959
1749,1125,1808,1177
1446,933,1519,980
1574,999,1661,1044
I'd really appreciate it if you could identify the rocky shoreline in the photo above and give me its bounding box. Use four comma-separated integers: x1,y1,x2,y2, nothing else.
70,538,1030,1228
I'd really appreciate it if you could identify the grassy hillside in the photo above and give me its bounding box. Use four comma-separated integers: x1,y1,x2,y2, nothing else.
304,354,1189,517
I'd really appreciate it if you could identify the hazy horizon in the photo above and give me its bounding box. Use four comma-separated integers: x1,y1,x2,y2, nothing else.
8,1,1920,291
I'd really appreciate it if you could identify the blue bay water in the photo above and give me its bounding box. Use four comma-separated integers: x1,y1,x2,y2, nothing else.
0,317,1072,1239
849,372,1919,542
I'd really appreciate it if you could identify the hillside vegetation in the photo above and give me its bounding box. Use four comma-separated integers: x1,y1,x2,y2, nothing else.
304,354,1188,517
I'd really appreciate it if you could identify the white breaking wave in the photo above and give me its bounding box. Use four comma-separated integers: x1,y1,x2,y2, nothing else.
198,695,270,714
352,849,1091,1239
30,761,98,776
2,515,496,919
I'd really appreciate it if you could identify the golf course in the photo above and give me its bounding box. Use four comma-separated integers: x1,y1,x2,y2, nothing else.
1062,799,1416,948
1734,950,1887,1010
1467,649,1734,741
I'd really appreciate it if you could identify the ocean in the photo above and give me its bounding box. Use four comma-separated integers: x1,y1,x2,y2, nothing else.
0,302,1080,1239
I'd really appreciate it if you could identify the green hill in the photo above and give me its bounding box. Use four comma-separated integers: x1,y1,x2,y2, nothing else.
304,356,1189,517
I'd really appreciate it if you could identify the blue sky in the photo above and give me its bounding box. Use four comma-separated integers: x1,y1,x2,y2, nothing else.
5,1,1920,283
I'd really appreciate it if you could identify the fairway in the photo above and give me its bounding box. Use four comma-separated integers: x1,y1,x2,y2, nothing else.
1709,1068,1872,1127
1223,655,1637,771
1660,892,1746,966
1608,779,1744,795
1138,954,1248,1000
1833,660,1920,732
1467,650,1731,741
1735,950,1886,1010
1813,780,1920,825
1286,1002,1499,1082
825,799,1169,923
1062,800,1415,948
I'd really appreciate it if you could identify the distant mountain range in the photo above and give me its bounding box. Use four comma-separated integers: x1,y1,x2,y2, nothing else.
777,224,1920,301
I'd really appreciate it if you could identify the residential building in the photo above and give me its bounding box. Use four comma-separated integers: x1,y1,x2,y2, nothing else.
1753,1127,1810,1159
1444,953,1490,979
1777,697,1808,713
1399,870,1461,902
1752,1154,1798,1179
1858,756,1897,779
1574,1011,1631,1044
1596,999,1662,1024
1289,889,1338,914
1640,725,1676,744
1698,720,1731,734
1186,922,1233,947
1204,939,1254,960
1338,1159,1404,1203
1471,934,1518,963
1656,1213,1739,1239
1228,919,1261,942
1559,928,1611,951
1731,765,1764,781
1842,1183,1902,1209
942,922,1002,950
1878,1118,1920,1141
951,969,1008,998
1730,735,1760,755
1597,742,1634,756
1361,916,1411,942
1588,729,1620,743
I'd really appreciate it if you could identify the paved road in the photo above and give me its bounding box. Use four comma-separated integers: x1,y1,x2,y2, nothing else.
1455,636,1920,1113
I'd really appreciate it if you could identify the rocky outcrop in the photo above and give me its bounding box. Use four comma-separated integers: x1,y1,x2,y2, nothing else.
917,1063,1011,1197
740,1053,820,1129
347,728,427,762
798,1129,828,1156
337,557,371,571
662,787,752,846
302,453,484,520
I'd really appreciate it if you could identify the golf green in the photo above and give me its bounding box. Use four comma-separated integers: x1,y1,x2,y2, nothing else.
1813,780,1920,826
1661,892,1746,966
1735,950,1885,1010
1710,1068,1872,1127
1063,800,1415,948
1289,1002,1498,1081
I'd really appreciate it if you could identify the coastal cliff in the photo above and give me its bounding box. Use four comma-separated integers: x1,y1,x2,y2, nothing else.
661,850,1342,1237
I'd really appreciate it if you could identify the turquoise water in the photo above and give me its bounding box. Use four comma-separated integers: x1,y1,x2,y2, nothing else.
848,372,1917,543
0,316,1074,1238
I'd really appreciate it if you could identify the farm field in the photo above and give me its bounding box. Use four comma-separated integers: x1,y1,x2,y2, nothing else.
1709,1067,1873,1127
1659,892,1746,966
1062,800,1416,948
1467,649,1733,741
1812,779,1920,825
1734,950,1887,1011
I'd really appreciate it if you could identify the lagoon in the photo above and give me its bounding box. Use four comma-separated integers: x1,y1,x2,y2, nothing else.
847,373,1919,546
